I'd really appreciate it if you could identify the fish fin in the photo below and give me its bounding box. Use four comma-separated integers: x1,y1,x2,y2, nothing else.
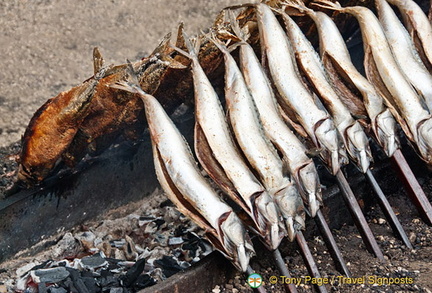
93,47,105,75
310,0,342,11
227,9,250,44
281,0,310,17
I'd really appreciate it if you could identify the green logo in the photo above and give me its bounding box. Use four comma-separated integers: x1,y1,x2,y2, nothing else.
247,273,263,288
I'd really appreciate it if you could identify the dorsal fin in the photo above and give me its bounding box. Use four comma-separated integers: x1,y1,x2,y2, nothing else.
93,47,105,75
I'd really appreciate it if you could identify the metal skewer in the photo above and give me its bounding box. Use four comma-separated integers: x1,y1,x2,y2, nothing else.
391,149,432,226
335,170,384,260
296,232,328,293
364,169,413,248
273,249,298,293
246,266,267,293
314,210,352,277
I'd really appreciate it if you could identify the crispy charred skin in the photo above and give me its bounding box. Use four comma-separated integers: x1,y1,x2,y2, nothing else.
62,71,145,165
19,75,103,185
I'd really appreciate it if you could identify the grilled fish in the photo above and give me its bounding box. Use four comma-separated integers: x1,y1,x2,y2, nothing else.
312,1,432,164
228,12,322,218
386,0,432,72
210,33,305,241
112,76,255,272
294,3,399,157
256,3,347,175
175,32,284,250
281,9,372,173
376,0,432,112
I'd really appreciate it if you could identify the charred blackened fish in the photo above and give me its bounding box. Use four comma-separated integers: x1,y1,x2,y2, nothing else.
280,9,373,173
376,0,432,112
18,48,109,186
113,77,255,272
256,3,347,175
294,3,399,157
174,32,284,250
386,0,432,73
313,1,432,164
210,34,305,241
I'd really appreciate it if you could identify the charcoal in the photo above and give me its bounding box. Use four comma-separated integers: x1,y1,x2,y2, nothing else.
154,256,184,278
30,267,69,283
47,287,67,293
154,218,165,228
99,275,120,289
110,239,126,248
133,274,156,290
80,252,108,270
168,237,184,246
138,216,156,226
108,288,124,293
119,258,146,287
38,283,47,293
81,276,99,293
65,268,89,293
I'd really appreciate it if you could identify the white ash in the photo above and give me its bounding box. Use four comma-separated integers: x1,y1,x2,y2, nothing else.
0,188,213,292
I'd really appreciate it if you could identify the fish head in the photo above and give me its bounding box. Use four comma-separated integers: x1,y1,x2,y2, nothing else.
252,190,285,250
274,183,305,242
314,118,349,175
296,161,322,217
345,122,373,173
417,118,432,164
219,211,255,272
375,109,399,157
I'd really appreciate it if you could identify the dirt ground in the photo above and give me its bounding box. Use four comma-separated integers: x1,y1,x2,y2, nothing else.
0,0,249,148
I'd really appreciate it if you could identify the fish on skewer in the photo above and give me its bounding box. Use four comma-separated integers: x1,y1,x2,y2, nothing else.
227,11,322,218
312,1,432,165
279,8,373,173
173,31,284,250
18,48,111,186
256,3,348,176
286,2,399,158
208,33,305,241
112,71,255,272
375,0,432,112
386,0,432,73
228,12,351,277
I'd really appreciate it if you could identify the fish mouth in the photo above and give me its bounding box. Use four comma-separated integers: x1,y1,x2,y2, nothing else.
296,162,322,217
220,212,255,272
274,183,306,241
417,118,432,164
253,191,285,250
314,118,348,175
376,109,399,157
346,122,373,173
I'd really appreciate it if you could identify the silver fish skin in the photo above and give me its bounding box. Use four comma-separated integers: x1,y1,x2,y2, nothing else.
386,0,432,71
281,11,372,173
113,81,254,272
236,27,321,219
322,2,432,164
256,3,346,175
181,34,284,250
300,6,399,157
376,0,432,112
212,37,305,241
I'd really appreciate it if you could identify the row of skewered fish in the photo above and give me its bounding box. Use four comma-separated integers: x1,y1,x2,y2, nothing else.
15,0,432,275
112,0,432,272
